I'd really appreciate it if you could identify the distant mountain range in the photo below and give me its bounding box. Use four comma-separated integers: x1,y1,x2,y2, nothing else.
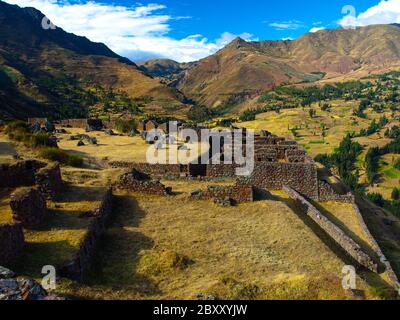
0,1,183,119
2,0,400,119
147,25,400,109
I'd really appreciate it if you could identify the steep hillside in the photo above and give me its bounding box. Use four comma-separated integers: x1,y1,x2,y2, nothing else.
174,25,400,108
0,1,184,119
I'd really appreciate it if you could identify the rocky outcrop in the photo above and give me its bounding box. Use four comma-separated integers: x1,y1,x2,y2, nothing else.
10,187,47,229
0,223,24,267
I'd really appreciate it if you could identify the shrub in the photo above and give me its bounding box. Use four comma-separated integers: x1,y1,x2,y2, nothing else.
187,105,213,122
394,158,400,170
115,119,138,134
40,148,83,167
67,155,84,167
30,132,52,148
392,188,400,201
40,148,69,163
5,120,28,133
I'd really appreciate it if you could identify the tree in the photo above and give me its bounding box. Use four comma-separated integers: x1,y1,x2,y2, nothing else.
392,188,400,201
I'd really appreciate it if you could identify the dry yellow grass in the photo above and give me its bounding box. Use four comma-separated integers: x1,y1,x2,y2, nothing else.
0,134,16,163
56,128,207,164
51,186,387,300
12,167,108,277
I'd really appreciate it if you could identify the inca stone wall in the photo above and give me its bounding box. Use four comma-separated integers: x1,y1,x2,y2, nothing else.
249,162,319,200
109,162,185,177
10,187,47,229
115,170,172,196
35,163,63,200
318,180,354,203
59,187,114,281
193,182,254,204
0,223,24,267
284,186,378,272
60,119,88,129
0,160,46,189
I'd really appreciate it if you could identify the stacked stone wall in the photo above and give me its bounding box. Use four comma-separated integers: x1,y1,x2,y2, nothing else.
115,171,172,196
35,163,63,200
10,187,47,229
0,160,45,189
318,181,354,203
0,223,24,267
284,186,378,272
59,188,114,281
193,182,254,203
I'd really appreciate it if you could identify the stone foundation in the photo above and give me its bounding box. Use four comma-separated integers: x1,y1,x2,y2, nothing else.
318,180,354,203
35,163,63,200
59,187,114,281
192,182,254,204
115,169,172,195
0,223,24,267
0,160,45,189
10,188,47,229
284,186,378,272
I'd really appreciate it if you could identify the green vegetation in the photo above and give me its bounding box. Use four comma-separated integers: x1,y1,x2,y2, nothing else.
40,148,83,167
114,119,138,134
187,105,213,122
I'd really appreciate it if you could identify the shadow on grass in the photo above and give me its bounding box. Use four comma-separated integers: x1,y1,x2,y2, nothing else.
14,240,77,278
271,192,394,295
84,194,161,297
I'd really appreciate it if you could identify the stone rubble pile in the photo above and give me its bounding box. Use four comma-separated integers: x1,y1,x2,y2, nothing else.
0,266,65,300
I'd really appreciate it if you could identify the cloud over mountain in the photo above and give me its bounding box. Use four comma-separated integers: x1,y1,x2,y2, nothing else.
4,0,253,62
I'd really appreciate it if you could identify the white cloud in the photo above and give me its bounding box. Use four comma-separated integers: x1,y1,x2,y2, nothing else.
268,20,304,30
338,0,400,28
4,0,253,62
309,27,325,33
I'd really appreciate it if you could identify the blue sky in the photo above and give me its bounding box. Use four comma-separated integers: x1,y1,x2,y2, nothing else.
5,0,400,62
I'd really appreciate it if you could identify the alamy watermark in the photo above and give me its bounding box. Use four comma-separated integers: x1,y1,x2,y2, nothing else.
145,121,255,176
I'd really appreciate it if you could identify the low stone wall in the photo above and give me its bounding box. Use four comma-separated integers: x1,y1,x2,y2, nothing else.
0,223,24,267
206,164,237,178
35,163,63,200
0,160,45,189
60,119,88,129
59,187,114,281
115,170,172,196
109,162,184,177
193,182,254,204
318,180,355,203
10,187,47,229
284,186,378,272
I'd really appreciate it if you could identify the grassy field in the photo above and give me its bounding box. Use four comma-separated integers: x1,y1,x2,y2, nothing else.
237,100,393,157
56,128,207,165
10,168,108,278
47,183,391,300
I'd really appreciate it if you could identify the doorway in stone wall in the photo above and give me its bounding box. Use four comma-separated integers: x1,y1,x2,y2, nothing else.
189,163,207,177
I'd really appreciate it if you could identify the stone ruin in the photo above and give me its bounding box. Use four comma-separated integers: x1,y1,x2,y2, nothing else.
59,187,114,281
35,163,63,200
110,131,351,202
0,160,46,189
0,223,24,267
0,160,63,198
10,187,47,229
0,266,65,300
191,181,254,205
115,169,172,196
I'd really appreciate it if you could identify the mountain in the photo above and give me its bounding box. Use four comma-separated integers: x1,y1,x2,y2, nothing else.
0,1,184,119
157,25,400,109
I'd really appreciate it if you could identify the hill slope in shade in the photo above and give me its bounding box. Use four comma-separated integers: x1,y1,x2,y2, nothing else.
0,1,183,119
148,25,400,108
